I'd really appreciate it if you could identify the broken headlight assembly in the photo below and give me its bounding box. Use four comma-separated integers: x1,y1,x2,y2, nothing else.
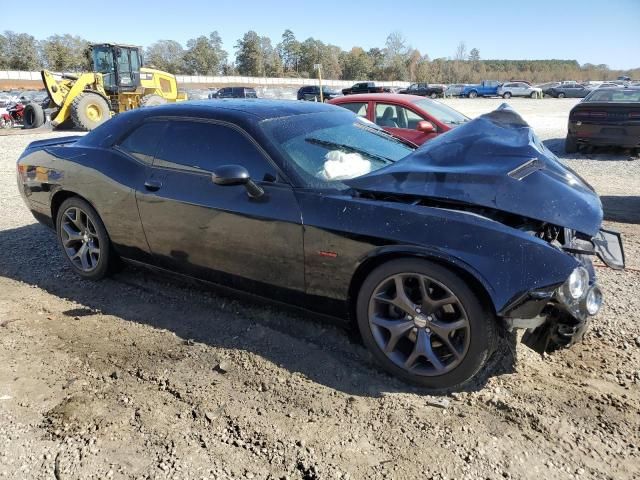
557,266,602,317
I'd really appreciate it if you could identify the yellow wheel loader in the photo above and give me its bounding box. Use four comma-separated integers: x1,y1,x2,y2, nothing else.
25,43,188,131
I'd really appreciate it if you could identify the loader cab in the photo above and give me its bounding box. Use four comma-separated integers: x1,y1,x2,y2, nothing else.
91,44,141,94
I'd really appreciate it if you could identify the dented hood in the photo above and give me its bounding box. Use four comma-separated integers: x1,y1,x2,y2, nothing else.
345,104,603,236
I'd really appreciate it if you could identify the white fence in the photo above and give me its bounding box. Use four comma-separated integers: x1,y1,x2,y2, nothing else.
0,70,411,89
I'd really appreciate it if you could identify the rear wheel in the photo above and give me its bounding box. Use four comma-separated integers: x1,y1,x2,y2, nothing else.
356,258,497,389
565,135,578,154
140,94,168,107
23,103,45,129
429,92,438,99
530,91,537,98
502,92,512,99
71,93,110,131
56,197,115,280
557,92,566,98
467,90,478,99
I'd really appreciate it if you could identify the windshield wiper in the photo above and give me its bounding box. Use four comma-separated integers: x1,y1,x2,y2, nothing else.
305,137,394,164
355,122,416,148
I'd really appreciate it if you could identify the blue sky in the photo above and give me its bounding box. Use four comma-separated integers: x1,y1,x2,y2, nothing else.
3,0,639,69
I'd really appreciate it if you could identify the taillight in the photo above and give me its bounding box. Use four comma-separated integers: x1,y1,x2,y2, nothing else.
629,112,640,119
573,111,607,119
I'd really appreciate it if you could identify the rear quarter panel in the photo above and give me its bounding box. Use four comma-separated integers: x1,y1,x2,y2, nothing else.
18,146,152,261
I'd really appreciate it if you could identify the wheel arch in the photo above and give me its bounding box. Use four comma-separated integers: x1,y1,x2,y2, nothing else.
50,189,101,231
346,247,497,328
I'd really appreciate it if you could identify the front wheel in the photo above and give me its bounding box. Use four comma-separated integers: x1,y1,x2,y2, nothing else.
71,93,110,130
56,197,115,280
467,91,478,99
356,259,497,389
557,92,566,98
502,92,512,99
429,92,438,99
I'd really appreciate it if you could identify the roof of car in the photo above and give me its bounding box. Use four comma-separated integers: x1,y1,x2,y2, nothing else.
141,99,337,120
330,93,425,104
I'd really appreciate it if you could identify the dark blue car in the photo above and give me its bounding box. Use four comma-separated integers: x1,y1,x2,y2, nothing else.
16,100,624,389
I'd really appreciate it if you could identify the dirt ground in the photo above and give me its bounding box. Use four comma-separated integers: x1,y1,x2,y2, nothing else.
0,98,639,480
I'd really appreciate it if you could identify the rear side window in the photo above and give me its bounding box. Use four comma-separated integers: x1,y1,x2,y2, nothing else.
154,121,277,181
117,122,166,164
338,102,368,118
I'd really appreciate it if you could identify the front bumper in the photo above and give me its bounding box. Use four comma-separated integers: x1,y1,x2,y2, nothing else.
501,229,624,354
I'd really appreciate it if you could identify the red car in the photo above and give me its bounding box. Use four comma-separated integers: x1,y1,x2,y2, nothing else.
329,93,470,145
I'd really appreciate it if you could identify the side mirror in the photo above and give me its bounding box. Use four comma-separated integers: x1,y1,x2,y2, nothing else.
211,164,264,198
417,120,435,133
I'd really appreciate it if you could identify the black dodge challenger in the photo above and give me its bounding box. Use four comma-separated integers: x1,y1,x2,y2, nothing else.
17,100,624,389
566,86,640,153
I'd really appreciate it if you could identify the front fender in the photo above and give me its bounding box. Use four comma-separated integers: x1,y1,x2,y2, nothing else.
298,192,579,315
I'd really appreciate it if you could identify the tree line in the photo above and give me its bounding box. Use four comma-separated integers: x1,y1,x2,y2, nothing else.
1,30,638,83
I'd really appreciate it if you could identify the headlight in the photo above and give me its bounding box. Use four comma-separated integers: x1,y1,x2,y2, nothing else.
585,286,603,315
567,267,589,299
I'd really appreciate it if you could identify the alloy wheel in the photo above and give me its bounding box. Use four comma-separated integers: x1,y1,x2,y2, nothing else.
60,206,101,272
368,273,470,376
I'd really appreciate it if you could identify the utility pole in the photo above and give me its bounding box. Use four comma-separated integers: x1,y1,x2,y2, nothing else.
314,63,323,102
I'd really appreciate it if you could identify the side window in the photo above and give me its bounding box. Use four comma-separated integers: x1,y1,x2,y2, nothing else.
376,103,398,127
154,121,277,181
339,102,368,118
376,103,423,129
117,121,167,164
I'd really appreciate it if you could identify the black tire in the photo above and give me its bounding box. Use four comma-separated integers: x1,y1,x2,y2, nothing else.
56,197,115,280
429,92,438,99
23,103,45,129
71,92,110,131
139,94,168,107
565,135,578,154
356,258,497,390
502,92,512,99
530,92,537,98
557,92,566,99
467,90,478,99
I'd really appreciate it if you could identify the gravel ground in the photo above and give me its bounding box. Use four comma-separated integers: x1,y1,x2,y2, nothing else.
0,99,639,480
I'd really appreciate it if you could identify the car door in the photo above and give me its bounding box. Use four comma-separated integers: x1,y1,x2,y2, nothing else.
374,102,437,145
575,85,587,98
135,118,305,293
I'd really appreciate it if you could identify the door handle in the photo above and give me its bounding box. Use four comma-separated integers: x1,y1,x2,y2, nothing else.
144,179,162,192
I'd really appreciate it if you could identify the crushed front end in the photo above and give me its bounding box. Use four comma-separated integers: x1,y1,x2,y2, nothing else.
501,227,625,354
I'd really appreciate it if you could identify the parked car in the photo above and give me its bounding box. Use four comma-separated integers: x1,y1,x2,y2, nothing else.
497,82,542,99
444,84,468,97
297,85,342,102
398,83,445,99
214,87,258,99
461,80,501,98
342,82,391,95
535,82,562,97
565,87,640,152
329,93,469,145
17,101,623,389
508,79,532,85
548,84,590,98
